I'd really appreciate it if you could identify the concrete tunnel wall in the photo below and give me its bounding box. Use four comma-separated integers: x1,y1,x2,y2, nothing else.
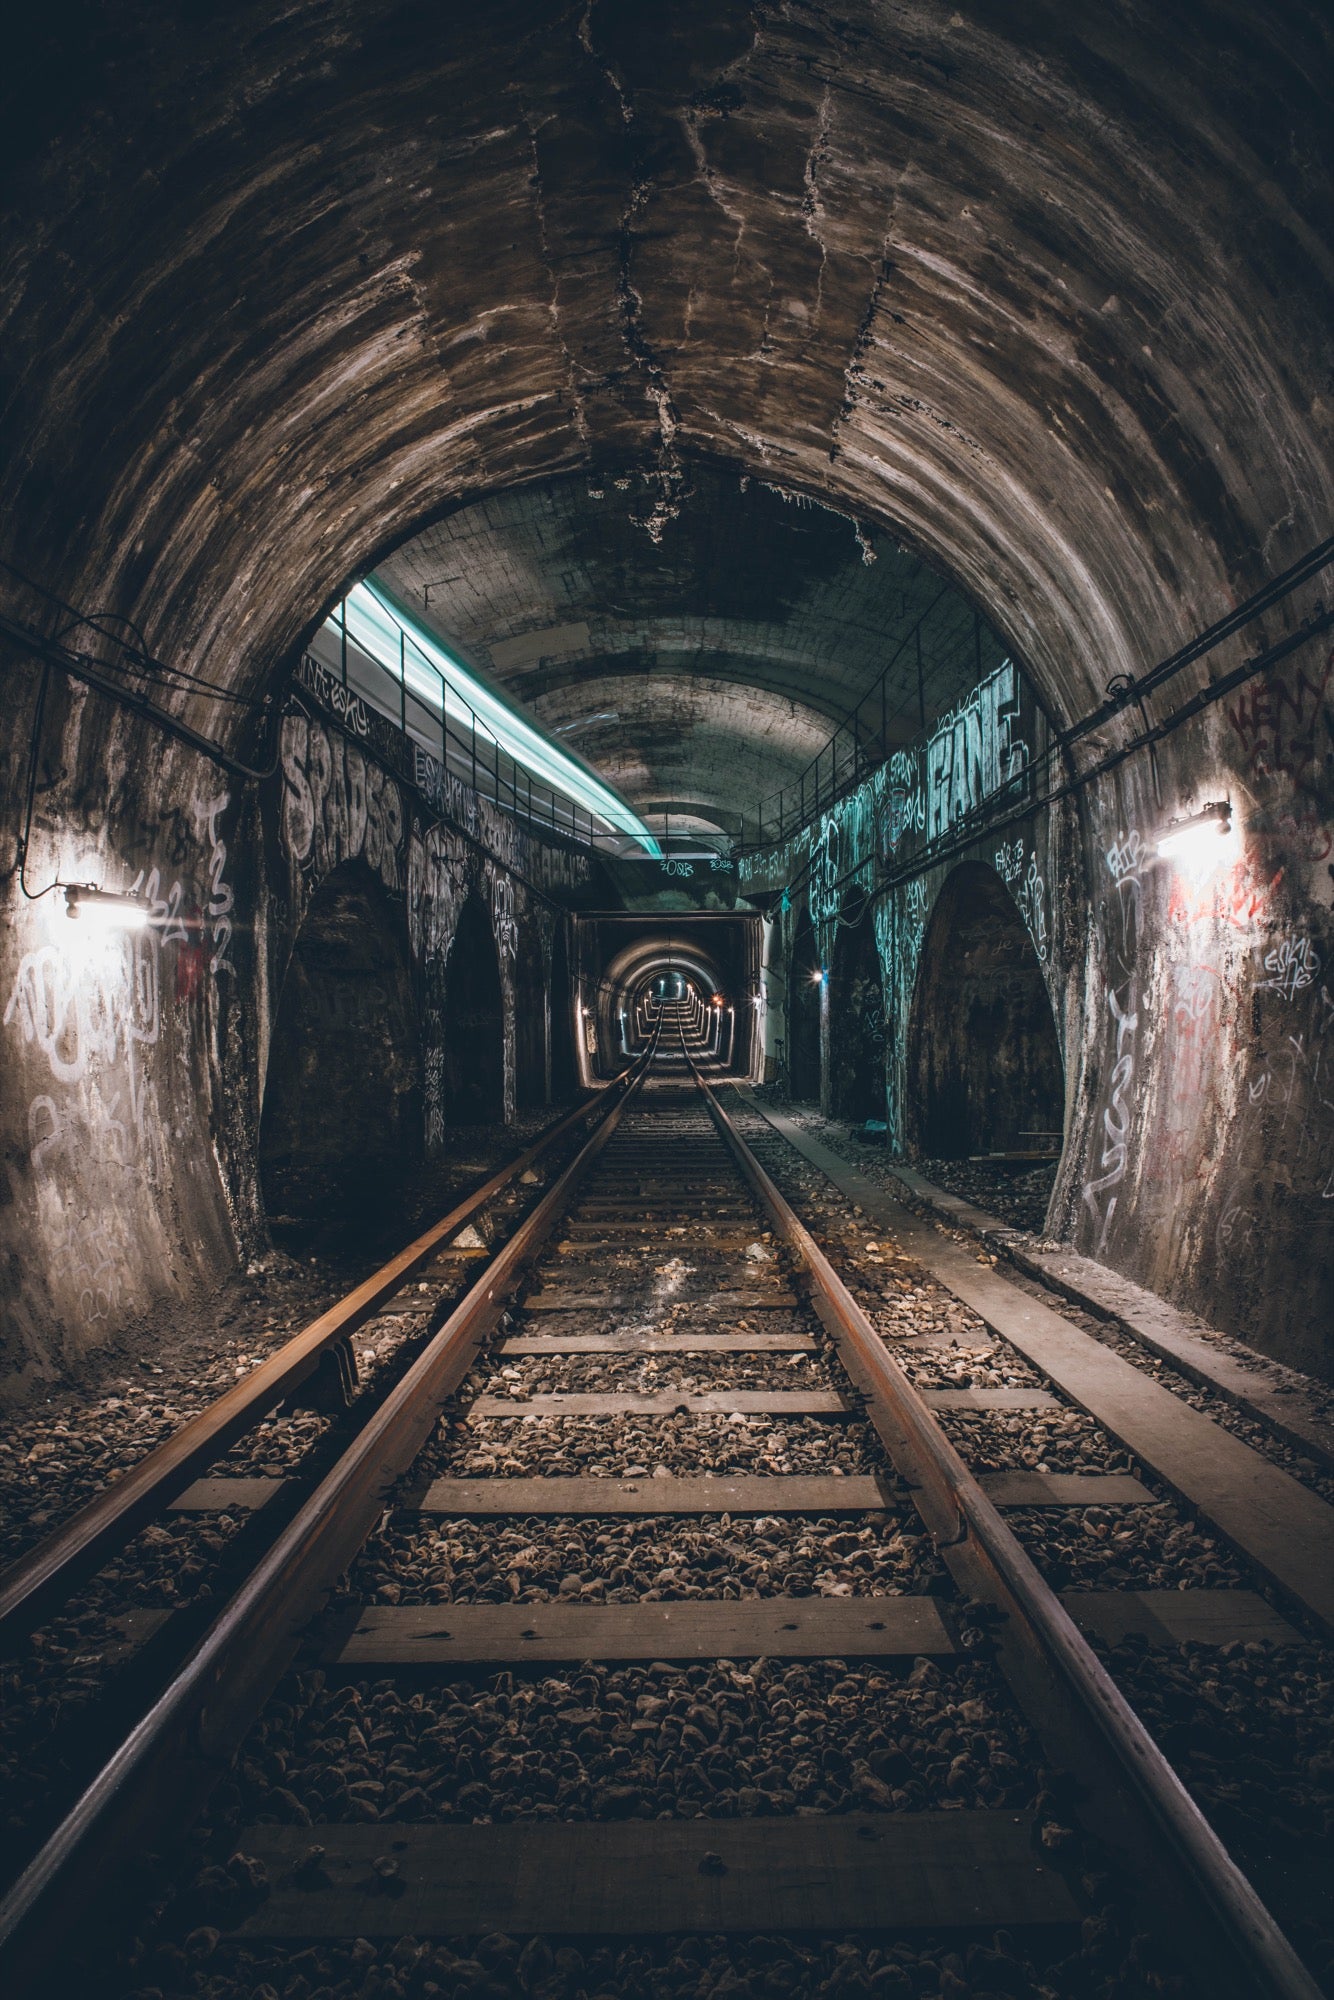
0,1,1330,1388
0,675,587,1402
750,640,1334,1380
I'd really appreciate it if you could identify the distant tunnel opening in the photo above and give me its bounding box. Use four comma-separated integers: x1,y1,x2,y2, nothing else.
444,894,505,1127
908,862,1064,1161
260,861,422,1242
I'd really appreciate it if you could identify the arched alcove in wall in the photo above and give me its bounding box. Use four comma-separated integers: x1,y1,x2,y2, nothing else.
514,921,549,1111
829,889,886,1124
907,862,1064,1161
786,905,822,1102
260,860,422,1235
443,894,505,1127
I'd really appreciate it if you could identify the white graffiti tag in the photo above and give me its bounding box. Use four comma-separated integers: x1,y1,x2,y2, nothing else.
995,839,1049,965
1081,981,1138,1254
1259,934,1321,1002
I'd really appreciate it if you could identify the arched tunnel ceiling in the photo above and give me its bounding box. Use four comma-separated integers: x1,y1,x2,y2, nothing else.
1,0,1328,752
375,469,1009,825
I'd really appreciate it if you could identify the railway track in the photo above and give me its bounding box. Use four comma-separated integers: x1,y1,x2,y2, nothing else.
0,1019,1324,1998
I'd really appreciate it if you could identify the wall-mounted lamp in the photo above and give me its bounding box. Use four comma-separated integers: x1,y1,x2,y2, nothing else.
712,994,724,1008
1156,800,1232,863
63,884,152,931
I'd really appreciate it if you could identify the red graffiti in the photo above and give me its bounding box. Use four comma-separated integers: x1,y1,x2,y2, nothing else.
1167,854,1283,931
1224,646,1333,793
174,901,208,1003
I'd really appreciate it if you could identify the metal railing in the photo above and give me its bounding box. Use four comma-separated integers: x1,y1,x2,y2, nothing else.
740,596,1002,852
307,603,630,852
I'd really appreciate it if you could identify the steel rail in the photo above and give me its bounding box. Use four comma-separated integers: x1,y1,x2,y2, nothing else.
691,1062,1318,2000
0,1033,657,1986
0,1072,637,1657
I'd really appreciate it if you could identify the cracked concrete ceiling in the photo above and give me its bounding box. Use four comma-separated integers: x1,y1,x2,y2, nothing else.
376,469,1009,828
1,0,1328,762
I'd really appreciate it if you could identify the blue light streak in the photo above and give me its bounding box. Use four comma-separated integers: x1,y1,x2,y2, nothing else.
335,578,662,858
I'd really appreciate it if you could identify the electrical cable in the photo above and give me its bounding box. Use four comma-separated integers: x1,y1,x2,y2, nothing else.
1,558,269,710
15,662,58,900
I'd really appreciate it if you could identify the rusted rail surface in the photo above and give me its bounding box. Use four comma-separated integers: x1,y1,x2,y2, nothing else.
0,1026,1318,2000
0,1043,653,1984
692,1059,1318,2000
0,1073,635,1655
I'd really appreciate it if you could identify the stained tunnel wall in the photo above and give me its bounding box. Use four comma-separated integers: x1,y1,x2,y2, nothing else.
0,679,592,1401
908,863,1065,1160
0,2,1330,1386
259,859,422,1222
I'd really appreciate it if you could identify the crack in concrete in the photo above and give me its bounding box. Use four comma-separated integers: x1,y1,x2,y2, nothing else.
578,0,634,126
521,110,592,452
801,85,834,337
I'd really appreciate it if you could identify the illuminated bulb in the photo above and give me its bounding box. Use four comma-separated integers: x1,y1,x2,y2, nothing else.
1156,800,1232,863
63,885,151,931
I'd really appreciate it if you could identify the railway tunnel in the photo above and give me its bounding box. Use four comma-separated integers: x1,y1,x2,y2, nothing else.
0,4,1332,1996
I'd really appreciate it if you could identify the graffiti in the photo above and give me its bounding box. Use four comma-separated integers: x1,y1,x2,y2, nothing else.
426,1032,446,1160
1167,852,1283,931
883,747,924,856
661,860,695,878
529,844,592,893
1259,933,1321,1002
4,908,169,1329
407,825,470,964
198,792,235,976
414,746,476,833
1081,980,1138,1254
873,877,929,1155
807,816,842,934
5,934,157,1090
994,838,1049,965
487,867,519,963
901,878,929,990
1224,646,1333,794
295,653,372,738
925,661,1028,841
49,1206,121,1326
1102,825,1148,975
280,714,403,892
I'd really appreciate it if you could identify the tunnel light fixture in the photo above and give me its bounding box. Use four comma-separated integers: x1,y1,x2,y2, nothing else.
63,884,152,930
337,580,662,858
1156,800,1232,862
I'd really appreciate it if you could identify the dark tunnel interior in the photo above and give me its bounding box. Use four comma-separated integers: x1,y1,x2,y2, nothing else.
0,7,1331,1990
